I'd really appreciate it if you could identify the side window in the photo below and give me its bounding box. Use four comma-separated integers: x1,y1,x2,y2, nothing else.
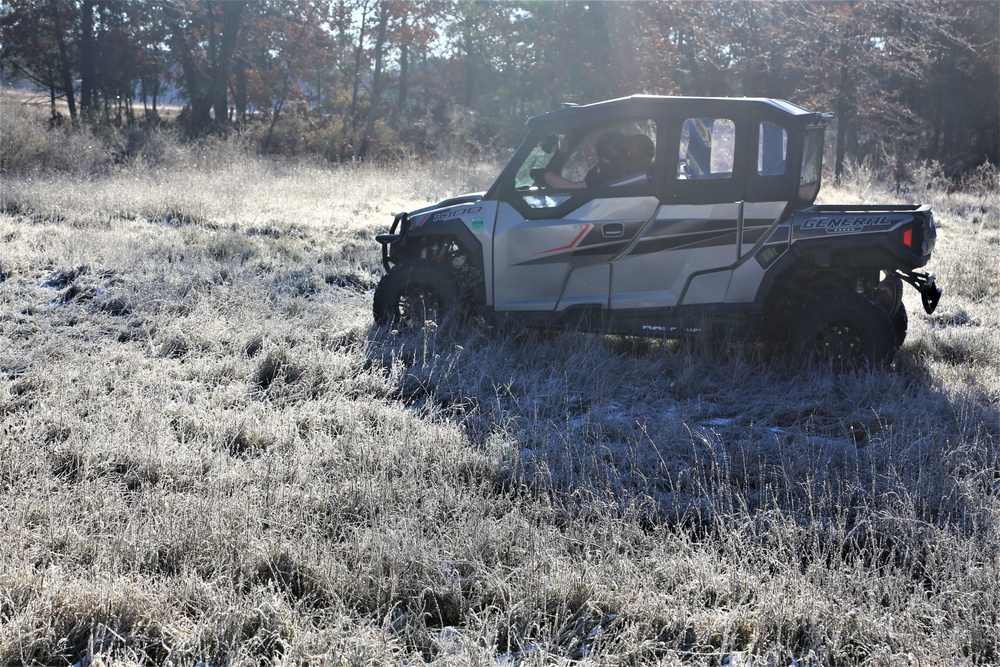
758,122,787,176
677,118,735,179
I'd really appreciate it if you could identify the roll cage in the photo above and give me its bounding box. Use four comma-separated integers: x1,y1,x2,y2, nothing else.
485,95,832,214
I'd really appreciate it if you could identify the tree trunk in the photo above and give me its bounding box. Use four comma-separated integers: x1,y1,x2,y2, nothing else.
359,0,388,159
233,63,248,129
48,82,58,122
165,1,245,136
461,15,476,107
395,42,408,125
263,76,291,153
348,0,371,124
78,0,97,119
834,45,855,182
49,0,77,122
209,1,245,135
167,10,212,134
835,103,850,182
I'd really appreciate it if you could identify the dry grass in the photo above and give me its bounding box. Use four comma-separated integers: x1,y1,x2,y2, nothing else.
1,101,998,665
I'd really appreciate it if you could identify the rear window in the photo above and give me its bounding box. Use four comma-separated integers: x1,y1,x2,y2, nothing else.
801,128,824,186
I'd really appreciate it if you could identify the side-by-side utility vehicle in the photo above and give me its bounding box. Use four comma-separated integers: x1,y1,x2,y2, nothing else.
373,95,942,367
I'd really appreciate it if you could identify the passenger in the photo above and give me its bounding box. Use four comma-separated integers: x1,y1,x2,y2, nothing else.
625,133,654,173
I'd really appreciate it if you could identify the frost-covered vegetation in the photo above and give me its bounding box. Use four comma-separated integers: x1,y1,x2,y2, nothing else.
1,95,998,666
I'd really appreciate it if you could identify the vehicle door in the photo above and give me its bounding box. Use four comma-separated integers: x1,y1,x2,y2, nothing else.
609,109,750,311
724,112,799,304
489,116,662,312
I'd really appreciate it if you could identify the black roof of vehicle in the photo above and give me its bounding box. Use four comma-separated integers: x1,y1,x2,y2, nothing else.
525,95,831,128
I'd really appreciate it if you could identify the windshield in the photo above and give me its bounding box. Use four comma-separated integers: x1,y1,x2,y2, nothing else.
515,134,566,189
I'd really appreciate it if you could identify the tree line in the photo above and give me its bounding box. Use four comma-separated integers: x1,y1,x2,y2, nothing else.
1,0,997,176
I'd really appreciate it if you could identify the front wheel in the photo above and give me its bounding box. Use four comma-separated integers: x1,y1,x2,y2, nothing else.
373,259,461,329
791,292,897,369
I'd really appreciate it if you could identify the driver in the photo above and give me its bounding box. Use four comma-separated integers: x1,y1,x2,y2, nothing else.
533,131,632,189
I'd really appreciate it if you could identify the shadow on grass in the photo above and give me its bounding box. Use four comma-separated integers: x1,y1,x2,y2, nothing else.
366,321,999,539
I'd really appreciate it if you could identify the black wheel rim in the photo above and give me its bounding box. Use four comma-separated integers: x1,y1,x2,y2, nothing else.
395,285,442,327
809,317,869,366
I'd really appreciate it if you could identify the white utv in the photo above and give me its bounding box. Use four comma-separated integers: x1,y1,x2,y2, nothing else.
374,95,942,368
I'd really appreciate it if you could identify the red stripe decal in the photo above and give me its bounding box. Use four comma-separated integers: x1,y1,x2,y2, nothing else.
537,224,592,255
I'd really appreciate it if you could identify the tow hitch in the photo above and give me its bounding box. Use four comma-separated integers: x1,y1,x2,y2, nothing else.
898,270,943,314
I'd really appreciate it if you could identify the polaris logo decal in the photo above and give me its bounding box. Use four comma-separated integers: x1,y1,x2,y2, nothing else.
429,206,483,224
641,324,703,334
801,214,907,234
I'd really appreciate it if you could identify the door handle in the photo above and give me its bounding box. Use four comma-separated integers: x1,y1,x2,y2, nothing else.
602,223,624,238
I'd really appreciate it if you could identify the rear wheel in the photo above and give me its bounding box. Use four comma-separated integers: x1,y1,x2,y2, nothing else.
791,292,896,369
373,259,461,329
891,302,908,348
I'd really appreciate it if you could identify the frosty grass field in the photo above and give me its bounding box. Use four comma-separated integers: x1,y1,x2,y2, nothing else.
1,102,998,665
